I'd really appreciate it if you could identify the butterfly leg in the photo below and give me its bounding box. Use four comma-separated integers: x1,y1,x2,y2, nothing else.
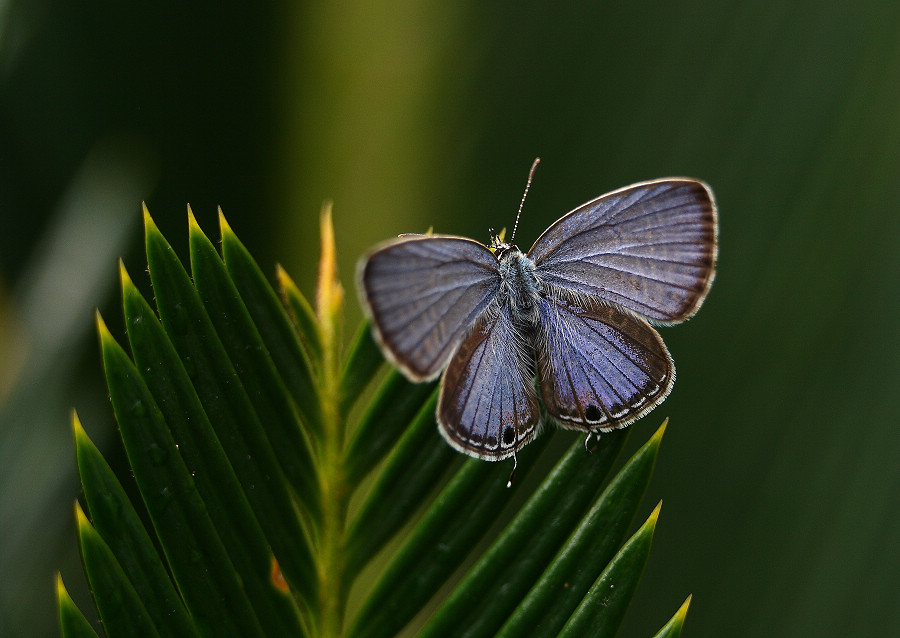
584,431,602,455
506,451,518,488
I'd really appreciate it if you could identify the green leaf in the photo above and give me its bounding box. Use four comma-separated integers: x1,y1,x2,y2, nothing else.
344,389,455,576
417,429,628,638
219,212,323,434
56,575,100,638
347,430,555,638
557,502,662,638
344,371,438,486
73,412,197,638
652,595,693,638
75,503,161,638
496,421,667,637
275,262,324,366
118,266,308,634
142,211,315,601
189,212,319,518
339,319,387,414
97,314,266,637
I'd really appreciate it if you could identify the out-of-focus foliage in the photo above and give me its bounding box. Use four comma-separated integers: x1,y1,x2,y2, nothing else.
2,1,899,636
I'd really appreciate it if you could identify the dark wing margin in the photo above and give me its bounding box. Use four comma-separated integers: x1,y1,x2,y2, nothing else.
529,178,717,324
535,297,674,431
358,235,501,381
437,306,539,461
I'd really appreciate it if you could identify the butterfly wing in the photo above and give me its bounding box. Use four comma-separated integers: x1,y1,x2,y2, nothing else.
437,305,539,460
536,296,673,430
529,179,717,324
358,235,501,381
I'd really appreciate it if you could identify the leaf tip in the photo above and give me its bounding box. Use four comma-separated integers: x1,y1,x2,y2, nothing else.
187,204,199,232
118,258,133,289
95,311,111,342
652,593,693,638
142,203,157,233
55,573,69,602
648,500,662,526
218,206,232,235
678,594,693,618
275,263,292,291
316,201,344,320
187,206,210,249
74,499,89,529
652,417,669,443
71,409,85,441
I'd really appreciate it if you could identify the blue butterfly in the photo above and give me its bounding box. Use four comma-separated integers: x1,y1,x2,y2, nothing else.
358,161,717,462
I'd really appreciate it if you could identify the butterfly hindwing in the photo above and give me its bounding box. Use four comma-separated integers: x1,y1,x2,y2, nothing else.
437,305,539,460
529,179,717,324
359,235,501,381
535,296,674,431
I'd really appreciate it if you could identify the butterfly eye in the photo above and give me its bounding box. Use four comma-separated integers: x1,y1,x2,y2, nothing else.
502,426,516,445
584,404,602,422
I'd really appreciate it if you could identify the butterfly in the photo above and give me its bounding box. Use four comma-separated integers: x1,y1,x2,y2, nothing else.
358,160,717,463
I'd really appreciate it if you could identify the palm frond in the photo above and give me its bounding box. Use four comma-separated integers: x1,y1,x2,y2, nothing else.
62,208,690,637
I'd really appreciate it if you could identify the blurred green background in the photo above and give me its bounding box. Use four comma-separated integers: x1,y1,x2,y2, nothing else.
2,1,899,636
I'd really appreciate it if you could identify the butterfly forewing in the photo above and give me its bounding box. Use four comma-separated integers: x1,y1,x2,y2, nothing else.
536,297,674,430
359,236,501,380
529,179,717,324
437,306,539,460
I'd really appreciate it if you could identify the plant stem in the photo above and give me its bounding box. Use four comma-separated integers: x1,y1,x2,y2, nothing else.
317,363,346,637
315,204,347,637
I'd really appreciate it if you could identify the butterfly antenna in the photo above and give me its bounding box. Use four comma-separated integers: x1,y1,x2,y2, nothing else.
506,451,518,488
510,157,541,243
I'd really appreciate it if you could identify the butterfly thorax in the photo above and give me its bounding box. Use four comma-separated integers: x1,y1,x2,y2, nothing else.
497,246,542,328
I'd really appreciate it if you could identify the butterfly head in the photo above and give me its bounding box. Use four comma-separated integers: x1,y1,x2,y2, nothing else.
489,231,519,260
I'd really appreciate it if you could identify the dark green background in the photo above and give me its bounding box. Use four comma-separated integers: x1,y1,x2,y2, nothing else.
2,2,898,636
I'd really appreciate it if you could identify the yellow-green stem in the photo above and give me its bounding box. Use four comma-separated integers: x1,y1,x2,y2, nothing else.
315,203,347,637
317,367,346,638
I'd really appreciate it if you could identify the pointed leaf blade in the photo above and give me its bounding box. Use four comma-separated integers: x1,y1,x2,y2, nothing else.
98,315,265,637
276,263,323,364
57,575,100,638
652,595,693,638
497,421,667,637
75,503,162,638
219,212,323,433
557,502,662,638
189,213,319,520
143,211,315,601
347,432,554,638
339,320,387,413
74,412,197,638
120,265,308,634
345,390,457,576
344,371,437,487
417,430,627,638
